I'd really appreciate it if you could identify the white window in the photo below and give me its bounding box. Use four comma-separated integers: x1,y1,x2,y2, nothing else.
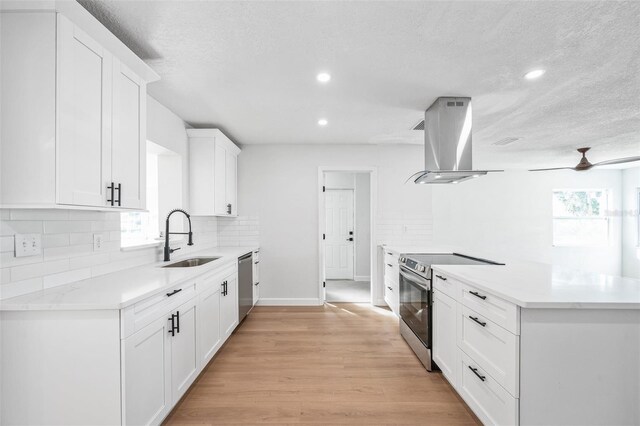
552,190,609,247
121,141,183,248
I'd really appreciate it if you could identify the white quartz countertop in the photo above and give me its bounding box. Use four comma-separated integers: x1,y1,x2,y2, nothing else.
0,246,258,311
380,245,458,255
432,261,640,309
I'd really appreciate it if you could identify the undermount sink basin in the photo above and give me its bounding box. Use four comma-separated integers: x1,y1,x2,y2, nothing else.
162,257,220,268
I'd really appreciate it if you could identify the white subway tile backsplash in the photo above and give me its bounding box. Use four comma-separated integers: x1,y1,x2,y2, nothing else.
0,209,260,300
1,220,43,236
44,220,91,234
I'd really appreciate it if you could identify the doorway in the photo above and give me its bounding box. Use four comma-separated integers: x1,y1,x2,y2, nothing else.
319,169,376,304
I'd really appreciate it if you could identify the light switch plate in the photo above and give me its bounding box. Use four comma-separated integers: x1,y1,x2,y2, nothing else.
93,234,104,251
14,234,42,257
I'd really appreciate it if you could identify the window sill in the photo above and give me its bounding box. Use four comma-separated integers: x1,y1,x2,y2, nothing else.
121,241,163,251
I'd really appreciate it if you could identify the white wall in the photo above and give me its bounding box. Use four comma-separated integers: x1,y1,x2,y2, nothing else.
324,172,371,280
432,169,623,275
236,144,434,304
622,167,640,278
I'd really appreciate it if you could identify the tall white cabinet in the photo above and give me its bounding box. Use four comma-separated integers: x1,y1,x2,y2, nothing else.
0,9,156,210
188,129,241,216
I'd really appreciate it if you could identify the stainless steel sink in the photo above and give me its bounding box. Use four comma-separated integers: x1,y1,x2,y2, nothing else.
162,257,220,268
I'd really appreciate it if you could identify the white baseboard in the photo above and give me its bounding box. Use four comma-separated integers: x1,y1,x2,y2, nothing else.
354,275,371,282
374,298,387,307
256,298,323,306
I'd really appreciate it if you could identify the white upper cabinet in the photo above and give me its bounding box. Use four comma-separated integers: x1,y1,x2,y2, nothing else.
188,129,241,216
0,9,158,210
111,59,147,209
57,15,113,208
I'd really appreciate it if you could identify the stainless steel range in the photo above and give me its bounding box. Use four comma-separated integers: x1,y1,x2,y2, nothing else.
398,253,502,371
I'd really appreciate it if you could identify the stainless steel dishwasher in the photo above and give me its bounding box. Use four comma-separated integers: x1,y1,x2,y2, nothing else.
238,252,254,321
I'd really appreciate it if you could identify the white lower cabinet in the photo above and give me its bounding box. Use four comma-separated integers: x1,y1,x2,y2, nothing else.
457,350,518,426
197,284,222,366
220,273,239,338
170,298,199,402
432,272,520,426
122,315,172,426
252,250,260,305
433,290,457,385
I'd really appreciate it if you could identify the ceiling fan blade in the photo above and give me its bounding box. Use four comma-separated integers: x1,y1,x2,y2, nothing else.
528,167,575,172
592,156,640,167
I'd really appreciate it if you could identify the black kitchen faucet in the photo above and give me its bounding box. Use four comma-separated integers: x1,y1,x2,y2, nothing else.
164,209,194,261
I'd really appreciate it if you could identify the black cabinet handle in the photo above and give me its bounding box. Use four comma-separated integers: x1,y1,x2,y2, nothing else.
222,280,228,296
168,314,176,336
468,366,486,382
254,261,260,264
435,275,447,281
107,182,115,206
115,183,121,206
255,281,259,286
387,286,392,291
469,316,487,327
386,252,394,255
386,263,393,267
176,310,180,334
166,288,182,297
469,291,487,300
227,203,232,214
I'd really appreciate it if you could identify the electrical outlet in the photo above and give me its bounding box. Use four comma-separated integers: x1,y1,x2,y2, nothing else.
14,234,42,257
93,234,104,251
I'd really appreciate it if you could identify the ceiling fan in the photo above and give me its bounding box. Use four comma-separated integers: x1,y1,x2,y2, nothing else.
529,147,640,172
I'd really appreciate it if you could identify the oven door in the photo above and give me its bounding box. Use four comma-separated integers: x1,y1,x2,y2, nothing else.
399,266,431,348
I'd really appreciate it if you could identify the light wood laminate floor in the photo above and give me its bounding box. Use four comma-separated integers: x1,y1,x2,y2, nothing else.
164,303,480,425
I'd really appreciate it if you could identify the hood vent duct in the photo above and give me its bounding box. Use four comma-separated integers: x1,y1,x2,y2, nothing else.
408,96,502,184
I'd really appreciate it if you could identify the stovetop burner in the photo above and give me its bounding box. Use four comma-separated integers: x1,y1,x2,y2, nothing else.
399,253,501,279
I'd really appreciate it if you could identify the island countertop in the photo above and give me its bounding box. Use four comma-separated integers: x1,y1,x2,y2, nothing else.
432,261,640,309
0,246,258,311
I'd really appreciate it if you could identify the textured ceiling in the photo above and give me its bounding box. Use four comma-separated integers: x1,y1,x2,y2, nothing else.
79,0,640,169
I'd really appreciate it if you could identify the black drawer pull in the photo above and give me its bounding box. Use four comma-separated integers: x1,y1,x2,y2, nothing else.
255,282,259,286
469,316,487,327
387,252,394,255
254,261,260,264
166,288,182,297
469,291,486,300
386,263,393,267
387,286,393,291
168,314,176,336
435,275,447,281
175,310,180,334
468,366,486,382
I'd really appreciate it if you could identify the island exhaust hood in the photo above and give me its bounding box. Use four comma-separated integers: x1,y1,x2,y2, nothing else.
408,97,501,184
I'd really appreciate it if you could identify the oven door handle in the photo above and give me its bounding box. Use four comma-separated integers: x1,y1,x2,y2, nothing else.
399,268,431,290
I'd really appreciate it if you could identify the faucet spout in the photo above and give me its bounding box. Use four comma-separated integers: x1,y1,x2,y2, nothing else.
164,209,193,262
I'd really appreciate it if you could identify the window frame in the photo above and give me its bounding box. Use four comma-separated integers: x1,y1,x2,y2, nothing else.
551,188,610,248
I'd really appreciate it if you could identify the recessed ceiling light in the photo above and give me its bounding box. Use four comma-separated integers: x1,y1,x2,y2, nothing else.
318,119,328,126
452,181,459,184
524,69,546,80
317,72,331,83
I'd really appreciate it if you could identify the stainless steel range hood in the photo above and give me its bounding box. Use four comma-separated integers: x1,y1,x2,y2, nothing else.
408,97,501,184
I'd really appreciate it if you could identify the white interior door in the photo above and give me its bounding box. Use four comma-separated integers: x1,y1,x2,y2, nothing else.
325,189,354,280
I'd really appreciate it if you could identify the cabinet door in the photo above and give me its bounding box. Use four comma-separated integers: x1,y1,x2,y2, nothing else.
220,274,238,339
225,150,237,215
170,298,198,403
112,59,146,209
198,285,222,367
252,258,260,306
433,290,458,386
213,142,227,215
122,314,171,426
56,14,112,207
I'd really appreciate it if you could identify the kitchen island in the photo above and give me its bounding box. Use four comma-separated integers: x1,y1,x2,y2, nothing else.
431,261,640,425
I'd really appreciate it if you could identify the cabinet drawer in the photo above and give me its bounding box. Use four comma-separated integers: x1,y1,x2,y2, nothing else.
433,273,459,300
384,261,399,284
458,305,519,397
457,350,519,426
197,263,236,294
460,283,519,334
121,281,196,338
384,278,399,315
